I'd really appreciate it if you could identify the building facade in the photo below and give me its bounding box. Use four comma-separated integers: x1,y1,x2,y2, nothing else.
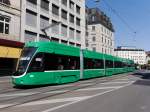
21,0,86,48
86,8,114,55
146,51,150,64
115,46,146,65
0,0,21,41
0,0,23,75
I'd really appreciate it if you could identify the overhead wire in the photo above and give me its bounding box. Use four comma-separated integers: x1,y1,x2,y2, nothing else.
102,0,136,34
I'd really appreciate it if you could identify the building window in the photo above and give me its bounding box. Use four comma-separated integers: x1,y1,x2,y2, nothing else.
62,0,67,6
26,10,37,27
76,18,80,26
69,0,74,10
25,31,37,42
92,36,96,42
61,9,67,20
39,34,49,41
101,27,103,32
92,26,95,31
52,4,59,16
86,42,88,47
61,24,67,37
102,35,103,43
0,0,10,5
27,0,37,5
110,41,112,46
76,5,80,14
0,15,10,34
92,16,95,22
69,14,74,23
93,47,96,52
52,20,59,34
41,0,49,11
76,30,81,41
40,15,49,29
69,28,74,39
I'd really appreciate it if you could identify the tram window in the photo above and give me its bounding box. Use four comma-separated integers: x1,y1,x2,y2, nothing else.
95,59,104,69
105,60,113,68
44,53,58,70
58,56,80,70
28,53,44,72
84,58,93,69
84,58,104,69
44,53,80,71
114,61,123,68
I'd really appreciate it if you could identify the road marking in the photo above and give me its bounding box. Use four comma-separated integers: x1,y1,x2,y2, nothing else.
0,104,12,108
77,86,123,91
54,83,94,88
77,83,95,86
19,96,90,107
0,92,37,97
42,81,135,112
114,78,130,81
44,90,68,94
0,80,9,83
100,81,134,85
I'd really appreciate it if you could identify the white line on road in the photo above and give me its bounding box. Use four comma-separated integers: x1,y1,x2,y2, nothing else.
0,80,9,83
42,81,135,112
100,81,135,85
0,92,38,97
114,78,130,81
77,86,123,91
19,96,90,107
0,104,12,108
53,83,94,88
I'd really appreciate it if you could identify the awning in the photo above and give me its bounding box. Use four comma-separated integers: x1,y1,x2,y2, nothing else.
0,46,22,58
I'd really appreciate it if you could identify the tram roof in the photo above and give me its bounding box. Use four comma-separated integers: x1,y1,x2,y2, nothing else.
24,41,134,63
25,41,80,57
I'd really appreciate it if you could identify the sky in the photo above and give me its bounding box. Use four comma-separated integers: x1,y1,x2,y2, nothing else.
86,0,150,51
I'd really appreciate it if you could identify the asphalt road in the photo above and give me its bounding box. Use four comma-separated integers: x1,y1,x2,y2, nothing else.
0,71,150,112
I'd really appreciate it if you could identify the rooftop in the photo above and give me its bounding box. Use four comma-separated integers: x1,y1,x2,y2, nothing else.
86,8,114,32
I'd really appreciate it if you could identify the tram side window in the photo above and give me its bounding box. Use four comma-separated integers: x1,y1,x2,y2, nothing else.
44,53,58,70
94,59,104,69
67,56,80,70
122,62,127,67
44,53,80,71
84,58,104,69
114,61,123,68
84,58,94,69
105,60,113,68
28,53,44,72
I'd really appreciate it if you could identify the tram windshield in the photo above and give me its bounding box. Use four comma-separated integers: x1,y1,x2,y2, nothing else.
13,47,37,76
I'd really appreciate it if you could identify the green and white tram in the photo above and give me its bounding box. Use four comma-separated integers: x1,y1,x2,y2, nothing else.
12,41,135,86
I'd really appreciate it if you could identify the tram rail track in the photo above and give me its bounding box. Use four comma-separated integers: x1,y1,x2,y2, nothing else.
0,73,131,110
